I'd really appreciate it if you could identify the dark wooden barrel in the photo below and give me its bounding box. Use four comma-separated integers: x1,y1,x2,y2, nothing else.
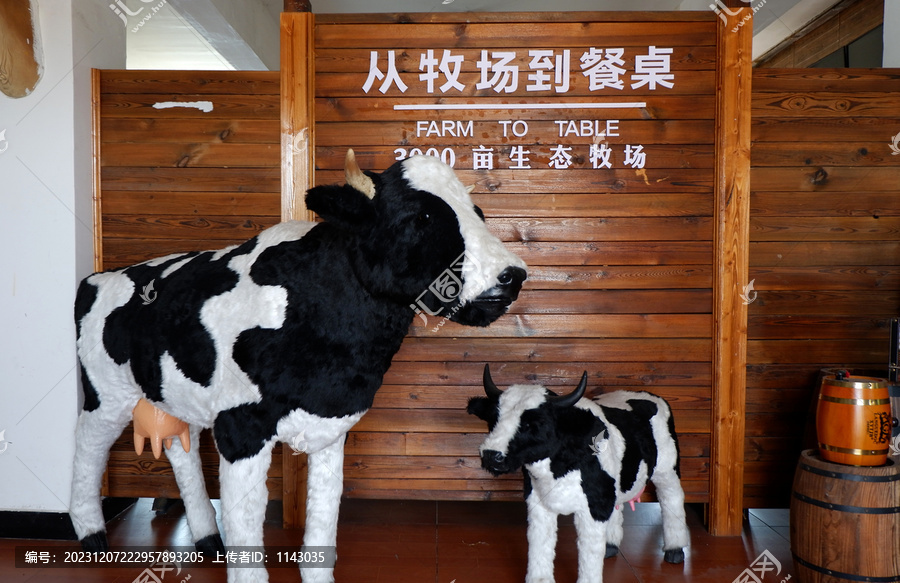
790,450,900,583
816,373,892,466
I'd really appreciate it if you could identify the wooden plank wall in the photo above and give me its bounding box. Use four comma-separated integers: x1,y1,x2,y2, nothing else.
95,70,284,499
746,69,900,507
311,12,718,503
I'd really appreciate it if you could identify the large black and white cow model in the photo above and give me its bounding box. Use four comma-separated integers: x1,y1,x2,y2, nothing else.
467,366,689,583
70,151,527,583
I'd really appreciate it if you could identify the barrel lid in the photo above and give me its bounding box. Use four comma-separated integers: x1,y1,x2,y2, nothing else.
824,374,888,389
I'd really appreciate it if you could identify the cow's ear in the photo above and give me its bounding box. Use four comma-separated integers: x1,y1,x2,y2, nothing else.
467,397,496,423
305,184,376,231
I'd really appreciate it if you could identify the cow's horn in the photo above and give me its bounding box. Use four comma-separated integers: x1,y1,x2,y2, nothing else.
549,371,588,408
345,149,376,199
482,364,503,400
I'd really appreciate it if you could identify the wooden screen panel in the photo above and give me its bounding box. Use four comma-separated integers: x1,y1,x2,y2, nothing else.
97,70,281,269
95,70,282,499
313,12,718,504
746,69,900,507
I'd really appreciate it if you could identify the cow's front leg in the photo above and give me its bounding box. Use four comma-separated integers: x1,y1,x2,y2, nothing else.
574,511,607,583
300,436,346,583
219,440,275,583
525,494,558,583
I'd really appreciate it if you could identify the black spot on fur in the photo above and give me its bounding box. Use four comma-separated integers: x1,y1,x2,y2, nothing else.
601,399,659,493
102,249,245,401
80,366,100,412
74,279,98,340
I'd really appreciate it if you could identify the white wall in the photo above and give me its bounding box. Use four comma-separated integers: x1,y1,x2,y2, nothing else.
0,0,124,513
885,0,900,67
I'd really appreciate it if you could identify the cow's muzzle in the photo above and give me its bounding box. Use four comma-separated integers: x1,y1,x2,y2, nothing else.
450,266,526,327
480,449,511,476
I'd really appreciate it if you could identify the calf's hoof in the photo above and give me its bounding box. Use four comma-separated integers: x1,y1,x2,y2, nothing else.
195,533,225,557
605,543,619,558
664,548,685,564
80,532,109,553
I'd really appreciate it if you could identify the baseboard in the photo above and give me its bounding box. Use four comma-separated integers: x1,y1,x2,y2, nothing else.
0,497,137,540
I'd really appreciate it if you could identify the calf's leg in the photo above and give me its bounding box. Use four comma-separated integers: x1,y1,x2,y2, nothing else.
525,496,557,583
300,437,346,583
164,424,223,554
574,511,606,583
604,506,624,558
218,441,275,583
651,468,689,563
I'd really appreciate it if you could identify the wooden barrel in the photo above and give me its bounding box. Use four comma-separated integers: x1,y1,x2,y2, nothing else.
816,373,892,466
790,450,900,583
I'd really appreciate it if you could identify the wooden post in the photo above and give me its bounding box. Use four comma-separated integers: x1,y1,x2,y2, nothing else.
709,6,752,536
91,69,104,272
280,11,316,223
280,11,316,528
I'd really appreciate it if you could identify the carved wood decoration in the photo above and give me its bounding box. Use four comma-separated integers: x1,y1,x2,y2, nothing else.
0,0,42,98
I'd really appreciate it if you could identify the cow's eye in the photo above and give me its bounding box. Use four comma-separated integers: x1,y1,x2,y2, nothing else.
415,211,432,226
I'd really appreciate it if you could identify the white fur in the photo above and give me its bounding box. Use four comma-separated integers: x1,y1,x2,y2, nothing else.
479,385,548,456
218,442,274,583
401,155,526,303
164,427,219,543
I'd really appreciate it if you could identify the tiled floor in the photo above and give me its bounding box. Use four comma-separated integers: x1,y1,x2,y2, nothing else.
2,498,793,582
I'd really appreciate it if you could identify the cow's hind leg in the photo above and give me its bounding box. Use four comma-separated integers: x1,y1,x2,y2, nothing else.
70,402,133,550
164,424,223,555
651,468,689,564
218,440,275,583
300,437,346,583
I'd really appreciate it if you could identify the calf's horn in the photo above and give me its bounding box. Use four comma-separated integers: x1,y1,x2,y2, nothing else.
548,371,588,408
345,148,376,199
482,364,503,400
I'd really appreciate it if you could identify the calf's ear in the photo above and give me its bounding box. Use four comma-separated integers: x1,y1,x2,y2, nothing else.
466,397,494,422
305,184,376,232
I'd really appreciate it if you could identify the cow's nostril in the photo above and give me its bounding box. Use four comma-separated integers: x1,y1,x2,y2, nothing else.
483,449,505,465
497,266,526,288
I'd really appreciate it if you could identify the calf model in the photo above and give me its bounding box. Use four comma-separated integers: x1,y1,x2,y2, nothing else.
468,365,689,583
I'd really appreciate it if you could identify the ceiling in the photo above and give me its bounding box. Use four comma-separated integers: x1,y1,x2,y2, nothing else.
124,0,844,70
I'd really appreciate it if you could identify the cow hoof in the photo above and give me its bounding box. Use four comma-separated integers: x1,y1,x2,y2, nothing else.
195,533,225,557
605,543,619,558
664,548,685,564
80,531,109,553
